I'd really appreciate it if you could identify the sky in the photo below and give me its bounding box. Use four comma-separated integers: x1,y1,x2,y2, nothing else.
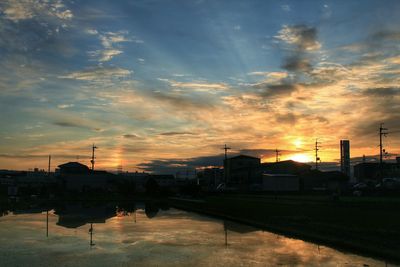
1,0,400,173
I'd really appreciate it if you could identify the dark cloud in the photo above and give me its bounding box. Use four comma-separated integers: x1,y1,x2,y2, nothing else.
52,121,102,131
150,91,215,109
282,57,312,72
123,134,139,139
137,149,302,174
159,131,196,136
363,87,400,97
370,30,400,42
290,25,319,51
137,154,225,174
353,115,400,138
53,121,83,128
275,113,298,125
254,83,298,98
276,24,319,75
277,25,320,51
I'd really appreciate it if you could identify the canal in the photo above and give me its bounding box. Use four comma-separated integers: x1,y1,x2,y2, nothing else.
0,201,395,266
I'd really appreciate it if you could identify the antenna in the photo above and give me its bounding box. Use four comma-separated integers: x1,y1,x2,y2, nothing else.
91,144,98,171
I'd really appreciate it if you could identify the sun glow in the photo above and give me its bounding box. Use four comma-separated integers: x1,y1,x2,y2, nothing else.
293,139,303,149
290,154,312,163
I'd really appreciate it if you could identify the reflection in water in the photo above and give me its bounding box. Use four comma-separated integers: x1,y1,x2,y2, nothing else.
0,200,395,267
89,223,94,247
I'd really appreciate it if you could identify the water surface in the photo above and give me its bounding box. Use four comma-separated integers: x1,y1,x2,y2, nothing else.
0,202,395,266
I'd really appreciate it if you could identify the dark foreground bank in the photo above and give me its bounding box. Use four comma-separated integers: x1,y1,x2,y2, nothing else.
169,195,400,264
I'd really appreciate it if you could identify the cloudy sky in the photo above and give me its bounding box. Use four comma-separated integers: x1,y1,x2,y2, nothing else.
1,0,400,173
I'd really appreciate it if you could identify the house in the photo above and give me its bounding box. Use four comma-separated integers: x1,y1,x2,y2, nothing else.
354,159,400,181
56,162,115,192
224,155,261,186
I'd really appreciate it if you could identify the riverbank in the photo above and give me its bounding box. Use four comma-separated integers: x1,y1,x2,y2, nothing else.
169,195,400,264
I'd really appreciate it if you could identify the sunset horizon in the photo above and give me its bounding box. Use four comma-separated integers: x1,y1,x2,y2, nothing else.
1,0,400,173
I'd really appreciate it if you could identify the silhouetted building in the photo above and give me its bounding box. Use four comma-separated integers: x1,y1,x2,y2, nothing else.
260,160,311,175
56,162,115,192
262,174,299,191
198,167,224,189
340,140,351,178
57,162,90,174
354,161,400,181
224,155,261,186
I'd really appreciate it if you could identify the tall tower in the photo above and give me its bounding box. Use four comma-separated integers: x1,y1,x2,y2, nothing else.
340,140,350,178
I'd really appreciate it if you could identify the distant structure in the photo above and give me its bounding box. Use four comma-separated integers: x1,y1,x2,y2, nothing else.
340,140,350,178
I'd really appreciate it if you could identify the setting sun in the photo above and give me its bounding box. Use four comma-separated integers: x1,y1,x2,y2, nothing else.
290,154,312,163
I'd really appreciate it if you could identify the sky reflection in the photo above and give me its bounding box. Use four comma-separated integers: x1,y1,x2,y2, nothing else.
0,207,392,266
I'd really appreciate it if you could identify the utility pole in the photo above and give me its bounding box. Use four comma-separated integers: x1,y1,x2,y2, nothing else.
315,139,321,170
89,223,94,247
379,123,388,165
47,155,51,176
91,144,98,171
223,144,231,160
379,123,389,179
275,149,280,162
222,144,231,184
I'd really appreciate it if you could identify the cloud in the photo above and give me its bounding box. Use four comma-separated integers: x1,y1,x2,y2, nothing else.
282,57,312,72
275,25,321,51
275,112,298,125
1,0,73,22
238,149,295,158
274,25,321,74
123,134,140,139
88,31,142,62
59,66,132,82
159,132,196,136
281,5,291,12
253,83,298,98
137,155,226,173
159,79,229,92
363,87,400,97
150,90,216,109
89,49,123,62
57,104,74,109
52,120,102,131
